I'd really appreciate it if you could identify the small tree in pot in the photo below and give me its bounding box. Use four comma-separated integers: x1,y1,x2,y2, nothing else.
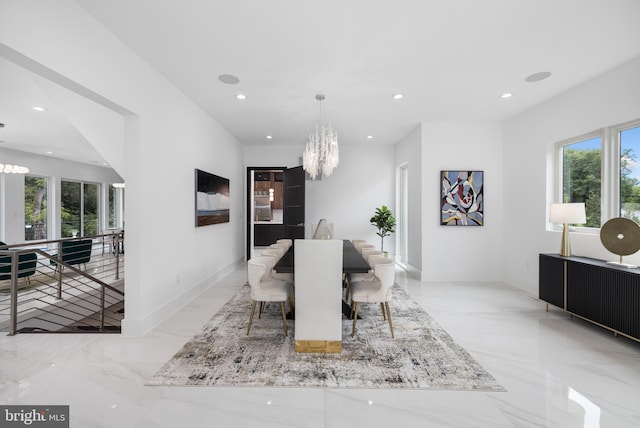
370,205,396,253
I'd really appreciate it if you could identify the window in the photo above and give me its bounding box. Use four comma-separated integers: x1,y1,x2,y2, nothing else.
560,135,602,227
83,182,99,236
556,119,640,229
24,175,48,240
397,164,409,263
618,124,640,222
61,181,81,237
61,180,101,237
108,183,125,229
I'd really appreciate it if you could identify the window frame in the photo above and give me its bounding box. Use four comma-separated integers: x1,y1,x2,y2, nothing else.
60,178,102,238
24,174,51,241
554,129,604,233
554,118,640,233
611,118,640,222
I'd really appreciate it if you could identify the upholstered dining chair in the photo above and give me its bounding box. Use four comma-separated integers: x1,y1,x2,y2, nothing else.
276,239,292,249
354,242,374,254
246,256,293,336
345,252,385,302
268,243,288,257
350,258,396,338
361,246,381,261
261,248,293,283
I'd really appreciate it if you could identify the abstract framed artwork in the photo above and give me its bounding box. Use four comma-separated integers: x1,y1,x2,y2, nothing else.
195,169,230,227
441,170,484,226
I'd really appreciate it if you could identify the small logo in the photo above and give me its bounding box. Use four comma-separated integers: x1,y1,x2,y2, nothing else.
1,406,69,427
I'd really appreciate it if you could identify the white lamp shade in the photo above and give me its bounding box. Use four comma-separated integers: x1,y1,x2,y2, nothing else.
549,203,586,224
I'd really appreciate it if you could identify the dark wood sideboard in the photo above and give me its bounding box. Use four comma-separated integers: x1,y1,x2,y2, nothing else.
539,253,640,343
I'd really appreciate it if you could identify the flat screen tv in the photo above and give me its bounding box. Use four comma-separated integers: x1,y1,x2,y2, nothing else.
195,168,230,227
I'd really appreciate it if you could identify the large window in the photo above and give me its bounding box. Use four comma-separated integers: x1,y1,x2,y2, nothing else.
24,175,48,240
557,119,640,229
618,124,640,222
107,184,124,229
61,180,100,237
561,135,602,227
83,182,99,236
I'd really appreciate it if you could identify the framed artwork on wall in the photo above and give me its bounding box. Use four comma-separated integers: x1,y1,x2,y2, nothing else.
195,169,230,227
441,170,484,226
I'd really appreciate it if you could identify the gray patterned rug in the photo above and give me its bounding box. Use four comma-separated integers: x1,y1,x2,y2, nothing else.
148,284,505,391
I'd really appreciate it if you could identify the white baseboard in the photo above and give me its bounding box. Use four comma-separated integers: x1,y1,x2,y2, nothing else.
121,257,244,336
395,259,421,280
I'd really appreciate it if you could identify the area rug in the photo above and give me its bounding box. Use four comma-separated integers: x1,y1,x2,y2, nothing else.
148,284,505,391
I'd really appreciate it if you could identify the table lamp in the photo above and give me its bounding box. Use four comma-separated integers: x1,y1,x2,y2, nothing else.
549,202,586,257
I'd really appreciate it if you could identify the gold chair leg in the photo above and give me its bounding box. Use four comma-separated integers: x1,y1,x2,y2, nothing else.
385,301,394,338
259,302,265,319
351,302,359,337
380,302,386,320
280,301,288,337
247,300,257,335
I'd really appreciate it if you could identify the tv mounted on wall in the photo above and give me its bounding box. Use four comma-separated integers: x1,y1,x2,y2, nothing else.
195,168,230,227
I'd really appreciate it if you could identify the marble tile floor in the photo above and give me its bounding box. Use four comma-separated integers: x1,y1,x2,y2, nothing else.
1,266,639,427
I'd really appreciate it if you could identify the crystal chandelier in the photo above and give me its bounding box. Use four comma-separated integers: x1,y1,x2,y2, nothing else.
302,94,339,180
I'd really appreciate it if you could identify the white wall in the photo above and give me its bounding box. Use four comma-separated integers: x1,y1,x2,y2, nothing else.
394,125,422,275
0,0,245,335
244,144,396,249
421,121,504,282
503,57,640,295
0,147,122,244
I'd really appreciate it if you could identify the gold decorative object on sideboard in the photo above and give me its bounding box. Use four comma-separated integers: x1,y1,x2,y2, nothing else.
600,217,640,268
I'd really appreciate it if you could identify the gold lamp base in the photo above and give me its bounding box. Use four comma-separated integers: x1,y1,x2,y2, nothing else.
560,223,571,257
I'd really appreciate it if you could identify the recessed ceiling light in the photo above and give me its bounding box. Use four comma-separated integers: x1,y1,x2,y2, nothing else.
218,74,240,84
525,71,552,83
266,135,273,139
500,92,513,99
32,106,47,112
392,93,404,100
367,135,374,139
235,94,247,100
46,151,53,154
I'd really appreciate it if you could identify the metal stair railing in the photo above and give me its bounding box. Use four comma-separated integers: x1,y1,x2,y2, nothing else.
0,233,125,335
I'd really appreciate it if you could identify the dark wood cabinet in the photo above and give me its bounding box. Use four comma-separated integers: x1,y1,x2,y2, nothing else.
539,254,565,309
539,254,640,342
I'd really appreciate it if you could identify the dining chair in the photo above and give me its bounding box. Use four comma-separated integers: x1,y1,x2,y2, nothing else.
354,242,374,254
268,243,288,256
345,252,385,302
246,256,293,336
294,239,343,352
261,248,293,283
350,258,396,338
276,239,292,249
361,246,380,261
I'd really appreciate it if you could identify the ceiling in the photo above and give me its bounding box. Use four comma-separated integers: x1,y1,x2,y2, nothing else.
2,0,640,164
0,57,108,166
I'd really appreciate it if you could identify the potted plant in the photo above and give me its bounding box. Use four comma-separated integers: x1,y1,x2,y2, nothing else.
370,205,396,253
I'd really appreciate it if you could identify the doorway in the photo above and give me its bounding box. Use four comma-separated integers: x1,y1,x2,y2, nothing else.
246,166,306,260
246,167,285,260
